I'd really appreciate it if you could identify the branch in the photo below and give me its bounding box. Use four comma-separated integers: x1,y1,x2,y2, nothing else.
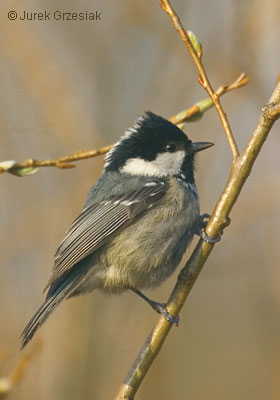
114,75,280,400
0,73,247,178
159,0,239,160
114,1,280,398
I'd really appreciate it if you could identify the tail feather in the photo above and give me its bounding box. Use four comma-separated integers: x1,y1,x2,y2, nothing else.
21,273,87,349
21,295,62,349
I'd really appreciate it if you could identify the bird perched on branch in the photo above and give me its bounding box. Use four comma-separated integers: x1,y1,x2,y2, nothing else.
21,111,213,348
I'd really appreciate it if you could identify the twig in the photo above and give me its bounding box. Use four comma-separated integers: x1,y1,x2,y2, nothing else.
169,73,248,126
114,76,280,400
0,340,43,398
0,74,247,178
0,145,112,177
159,0,239,160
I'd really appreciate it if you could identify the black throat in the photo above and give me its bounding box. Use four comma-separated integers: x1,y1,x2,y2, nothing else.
175,156,195,185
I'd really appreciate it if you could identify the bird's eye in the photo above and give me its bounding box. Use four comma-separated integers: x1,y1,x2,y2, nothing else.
165,143,177,153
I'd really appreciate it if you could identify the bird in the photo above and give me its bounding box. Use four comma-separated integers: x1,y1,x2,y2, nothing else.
21,111,213,348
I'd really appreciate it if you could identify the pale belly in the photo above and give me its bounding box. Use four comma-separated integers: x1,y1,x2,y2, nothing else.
82,179,200,293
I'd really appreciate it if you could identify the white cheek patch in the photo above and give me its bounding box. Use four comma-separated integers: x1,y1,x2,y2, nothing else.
120,150,185,176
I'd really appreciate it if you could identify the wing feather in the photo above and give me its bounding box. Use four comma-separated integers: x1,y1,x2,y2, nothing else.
44,181,168,290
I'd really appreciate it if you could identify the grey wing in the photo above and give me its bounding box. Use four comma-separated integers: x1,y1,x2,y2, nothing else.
44,181,168,289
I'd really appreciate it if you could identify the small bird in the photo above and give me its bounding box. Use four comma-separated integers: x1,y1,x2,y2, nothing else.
21,111,213,348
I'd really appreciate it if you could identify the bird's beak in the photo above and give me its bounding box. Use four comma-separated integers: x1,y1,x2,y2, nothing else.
191,142,214,153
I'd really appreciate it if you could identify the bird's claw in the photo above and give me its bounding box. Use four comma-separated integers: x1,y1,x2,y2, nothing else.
154,303,179,325
198,229,221,243
195,214,231,244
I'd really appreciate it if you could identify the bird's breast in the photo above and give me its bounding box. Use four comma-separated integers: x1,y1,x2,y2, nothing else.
97,177,200,292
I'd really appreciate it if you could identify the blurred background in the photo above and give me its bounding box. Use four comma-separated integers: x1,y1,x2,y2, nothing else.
0,0,279,399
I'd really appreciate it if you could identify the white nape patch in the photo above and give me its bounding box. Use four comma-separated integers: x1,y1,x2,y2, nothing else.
120,150,185,177
104,116,145,168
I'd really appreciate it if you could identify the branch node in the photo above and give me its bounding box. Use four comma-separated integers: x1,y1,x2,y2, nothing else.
213,92,220,101
56,162,75,169
262,102,280,120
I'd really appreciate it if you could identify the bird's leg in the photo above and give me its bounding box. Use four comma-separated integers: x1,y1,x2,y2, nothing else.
195,213,231,243
130,288,179,325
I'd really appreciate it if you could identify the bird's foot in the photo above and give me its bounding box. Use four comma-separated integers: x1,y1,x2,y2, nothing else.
131,288,179,325
148,300,179,325
195,214,231,243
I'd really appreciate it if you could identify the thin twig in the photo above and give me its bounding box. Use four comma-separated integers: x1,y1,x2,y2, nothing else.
115,77,280,400
0,74,247,178
0,145,113,177
169,73,248,126
0,340,43,397
159,0,240,160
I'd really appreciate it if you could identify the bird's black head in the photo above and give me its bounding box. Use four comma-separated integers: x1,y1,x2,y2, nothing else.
105,112,213,183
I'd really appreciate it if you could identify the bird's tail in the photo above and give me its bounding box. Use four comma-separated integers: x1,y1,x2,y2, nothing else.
21,273,86,349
